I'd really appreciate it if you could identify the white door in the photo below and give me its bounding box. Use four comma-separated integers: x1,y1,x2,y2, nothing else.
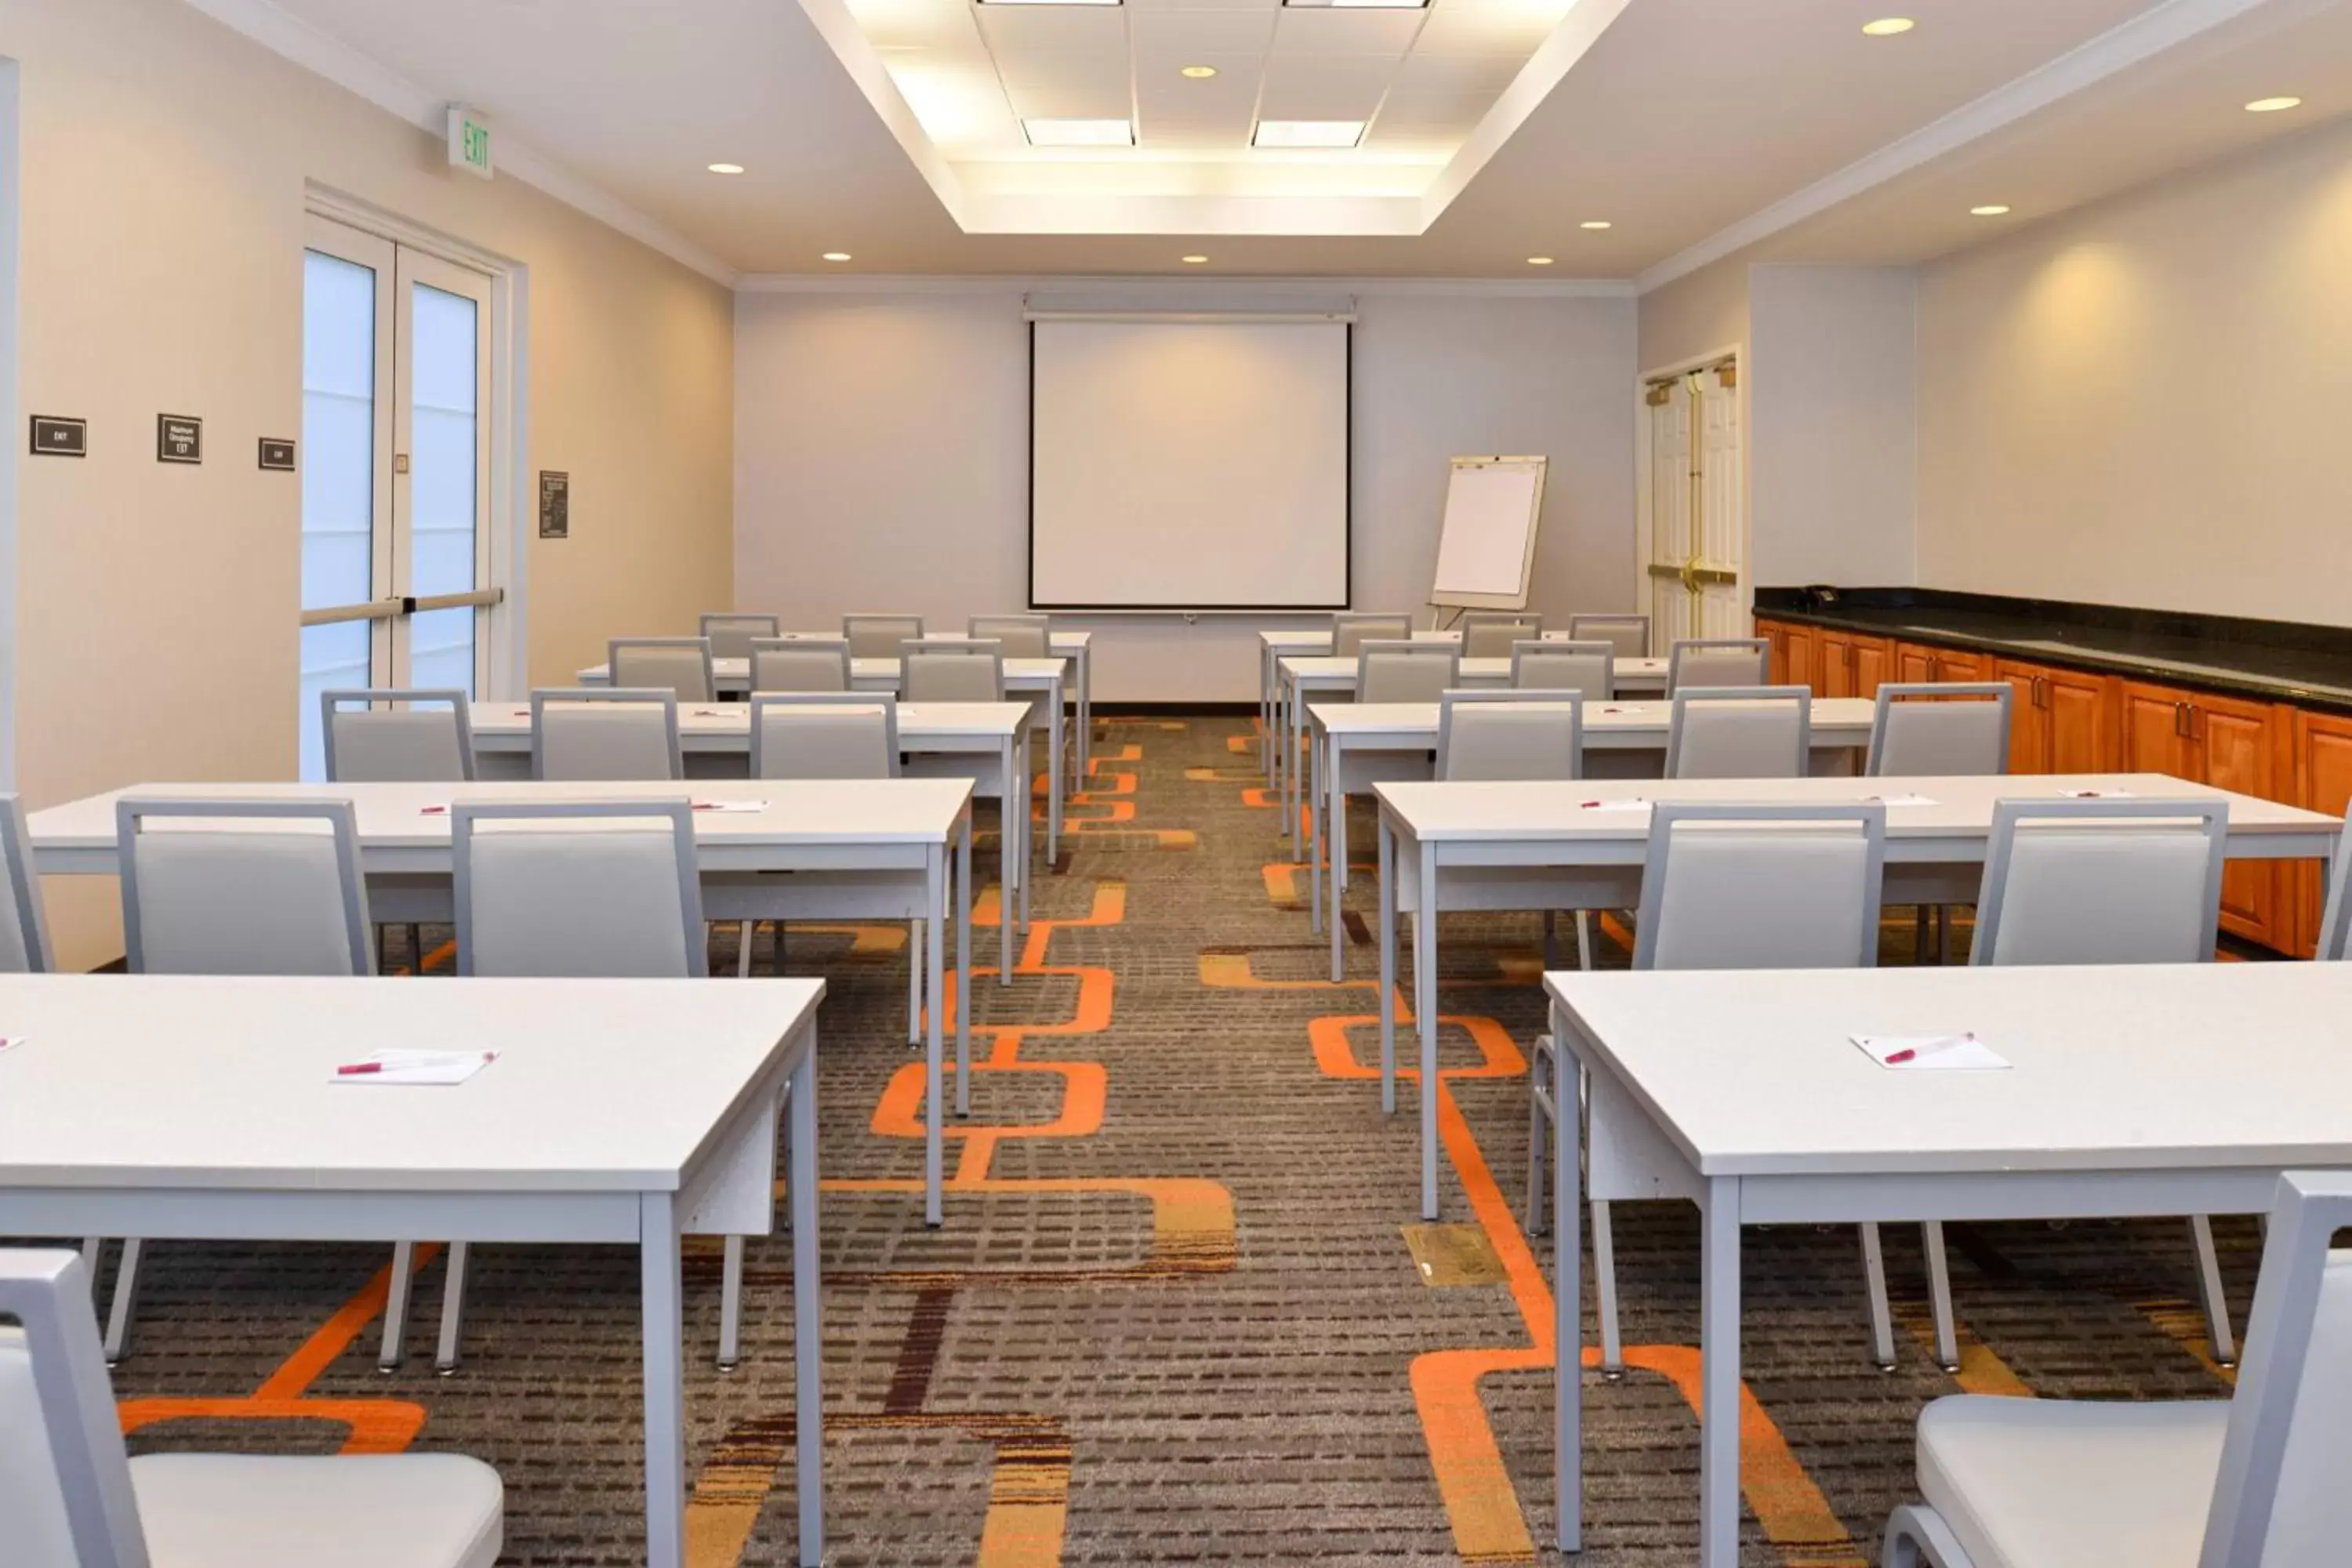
1643,362,1744,644
299,218,498,779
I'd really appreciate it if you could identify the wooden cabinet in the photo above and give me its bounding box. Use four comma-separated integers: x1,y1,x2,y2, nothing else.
1893,641,1991,690
1783,622,1818,694
2118,680,2195,777
2293,709,2352,956
1995,660,2120,775
1895,641,1939,686
1850,637,1892,699
1814,630,1893,699
1994,660,2049,773
2118,680,2293,950
1760,619,1789,684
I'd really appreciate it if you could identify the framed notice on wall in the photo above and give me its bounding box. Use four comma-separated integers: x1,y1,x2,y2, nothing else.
538,470,569,539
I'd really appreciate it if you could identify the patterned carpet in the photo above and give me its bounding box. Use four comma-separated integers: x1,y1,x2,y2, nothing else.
64,714,2254,1565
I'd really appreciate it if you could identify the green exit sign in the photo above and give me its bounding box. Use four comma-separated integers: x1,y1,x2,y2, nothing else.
447,106,492,180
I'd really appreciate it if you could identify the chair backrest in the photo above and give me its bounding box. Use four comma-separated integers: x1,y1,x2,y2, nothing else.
1972,797,2227,966
608,637,714,703
0,795,53,974
1635,802,1886,971
844,613,925,660
750,694,901,780
969,614,1051,659
749,637,851,694
1668,637,1769,694
902,638,1004,702
118,798,372,976
321,688,476,784
1867,683,2013,778
1438,691,1582,782
2315,814,2352,962
698,612,780,661
1665,686,1812,779
531,689,682,781
0,1250,149,1567
1357,640,1460,704
1570,613,1650,660
1460,612,1542,659
452,801,702,978
1333,612,1412,660
1512,639,1613,699
2200,1171,2352,1566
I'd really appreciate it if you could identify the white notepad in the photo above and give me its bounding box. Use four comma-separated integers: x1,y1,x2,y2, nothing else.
1853,1034,2011,1072
691,800,767,814
2056,787,2135,800
332,1050,496,1087
1598,706,1650,716
1578,798,1649,813
0,1036,24,1055
1864,793,1939,807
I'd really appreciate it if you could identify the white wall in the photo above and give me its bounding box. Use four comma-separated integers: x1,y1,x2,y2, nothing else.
1748,265,1917,588
1917,116,2352,623
734,285,1637,701
3,0,735,964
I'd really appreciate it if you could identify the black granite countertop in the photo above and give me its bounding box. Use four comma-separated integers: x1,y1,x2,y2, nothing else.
1751,589,2352,715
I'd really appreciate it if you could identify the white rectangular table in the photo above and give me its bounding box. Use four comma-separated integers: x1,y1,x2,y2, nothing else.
1306,696,1880,974
576,656,1068,863
27,778,976,1225
468,699,1036,945
1544,962,2352,1566
1375,774,2343,1220
0,971,826,1568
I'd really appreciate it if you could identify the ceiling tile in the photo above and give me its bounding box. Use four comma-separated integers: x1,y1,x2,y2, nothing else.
1269,9,1427,59
1368,87,1491,132
1385,51,1523,95
1407,5,1556,58
973,5,1129,54
994,45,1134,89
1257,54,1399,119
1131,9,1278,57
1125,0,1280,14
1006,78,1137,120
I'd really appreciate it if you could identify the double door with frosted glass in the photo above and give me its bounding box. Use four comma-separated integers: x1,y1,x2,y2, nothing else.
299,216,497,779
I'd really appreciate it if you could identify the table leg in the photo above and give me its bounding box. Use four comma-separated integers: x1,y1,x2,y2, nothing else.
1285,675,1303,854
640,1191,686,1568
1047,684,1064,866
1017,727,1032,935
1076,646,1091,796
1308,723,1325,936
1328,741,1348,982
789,1041,826,1567
1417,837,1440,1221
1378,818,1397,1117
1001,737,1018,977
1699,1177,1742,1568
925,844,945,1228
1555,1001,1583,1553
957,815,974,1116
1261,644,1275,779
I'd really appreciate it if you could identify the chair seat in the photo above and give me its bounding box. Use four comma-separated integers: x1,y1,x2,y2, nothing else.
132,1452,503,1568
1915,1394,2227,1568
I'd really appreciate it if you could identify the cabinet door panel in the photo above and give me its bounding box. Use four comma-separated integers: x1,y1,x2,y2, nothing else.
1849,637,1892,701
2197,695,2288,950
1817,631,1853,699
2118,681,2191,778
2045,669,2117,774
1759,619,1790,685
1993,660,2049,773
1784,624,1819,694
1895,643,1938,685
2294,710,2352,956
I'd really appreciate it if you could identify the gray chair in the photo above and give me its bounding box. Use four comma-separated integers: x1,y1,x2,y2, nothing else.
844,613,924,660
699,612,780,660
1666,685,1813,778
749,637,851,694
1332,612,1411,659
1530,803,1902,1371
529,688,682,781
0,1248,506,1568
969,613,1051,659
902,637,1004,702
1437,690,1582,782
1356,640,1460,704
1668,636,1769,694
2319,811,2352,961
1867,683,2013,777
1512,639,1613,699
322,690,476,784
608,637,714,702
0,794,53,977
1882,1170,2352,1568
437,800,706,1374
1459,611,1542,659
1958,796,2235,1370
111,798,373,1366
1570,612,1650,660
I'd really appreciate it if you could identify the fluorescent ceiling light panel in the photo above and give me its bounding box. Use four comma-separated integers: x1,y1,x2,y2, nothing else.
1025,118,1137,147
1253,119,1367,149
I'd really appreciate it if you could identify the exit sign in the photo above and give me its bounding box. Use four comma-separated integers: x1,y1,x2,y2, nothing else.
448,106,492,180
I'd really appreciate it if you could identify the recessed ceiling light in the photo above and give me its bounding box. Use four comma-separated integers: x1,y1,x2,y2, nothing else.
1181,255,1209,264
1180,64,1218,79
1252,119,1366,150
1970,205,2012,217
1024,118,1135,147
822,252,852,262
1580,220,1612,230
1861,17,1915,36
1527,256,1555,266
2246,96,2303,113
706,162,746,175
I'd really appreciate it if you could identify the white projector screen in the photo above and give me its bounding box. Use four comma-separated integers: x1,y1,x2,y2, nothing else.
1029,318,1351,609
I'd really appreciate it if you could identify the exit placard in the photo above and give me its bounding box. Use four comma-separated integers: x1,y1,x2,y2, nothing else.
448,105,492,180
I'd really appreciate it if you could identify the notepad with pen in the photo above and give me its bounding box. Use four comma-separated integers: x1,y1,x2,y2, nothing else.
1852,1033,2011,1072
332,1050,495,1086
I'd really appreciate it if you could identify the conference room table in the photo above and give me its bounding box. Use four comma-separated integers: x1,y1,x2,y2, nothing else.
1544,961,2352,1568
27,777,977,1226
1275,652,1671,849
0,971,827,1568
467,699,1037,949
578,655,1068,862
1305,695,1878,972
1373,773,2343,1221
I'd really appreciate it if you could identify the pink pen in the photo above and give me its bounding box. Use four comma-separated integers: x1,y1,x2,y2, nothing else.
336,1062,384,1076
1885,1033,1974,1065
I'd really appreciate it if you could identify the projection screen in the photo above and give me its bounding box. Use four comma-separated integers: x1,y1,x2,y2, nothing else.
1029,316,1351,609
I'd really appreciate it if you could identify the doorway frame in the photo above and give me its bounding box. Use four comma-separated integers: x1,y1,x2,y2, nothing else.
1633,340,1750,633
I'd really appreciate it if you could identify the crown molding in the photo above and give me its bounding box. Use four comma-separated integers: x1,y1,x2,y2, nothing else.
1635,0,2294,295
736,272,1637,297
178,0,740,288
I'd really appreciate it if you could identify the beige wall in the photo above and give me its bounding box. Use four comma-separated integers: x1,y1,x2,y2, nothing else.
1918,116,2352,623
1637,256,1750,373
734,285,1638,701
3,0,735,964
